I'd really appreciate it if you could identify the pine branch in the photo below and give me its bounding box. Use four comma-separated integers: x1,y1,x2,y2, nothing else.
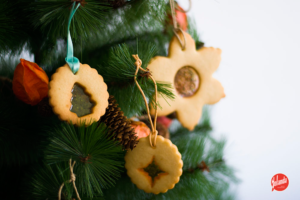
30,0,113,42
96,42,175,117
23,161,109,200
103,114,239,200
23,162,74,200
44,122,125,198
0,56,20,79
74,0,169,53
0,92,51,166
152,170,237,200
103,174,154,200
0,0,29,52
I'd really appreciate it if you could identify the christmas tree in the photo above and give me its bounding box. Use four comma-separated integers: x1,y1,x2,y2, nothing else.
0,0,238,199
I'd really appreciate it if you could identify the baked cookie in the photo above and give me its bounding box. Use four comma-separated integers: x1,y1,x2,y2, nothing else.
147,32,225,130
48,63,109,126
125,135,183,194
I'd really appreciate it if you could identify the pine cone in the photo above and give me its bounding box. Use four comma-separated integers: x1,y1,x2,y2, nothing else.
100,95,138,150
0,76,14,98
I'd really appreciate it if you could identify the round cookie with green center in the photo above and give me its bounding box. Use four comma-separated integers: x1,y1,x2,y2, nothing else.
49,63,109,126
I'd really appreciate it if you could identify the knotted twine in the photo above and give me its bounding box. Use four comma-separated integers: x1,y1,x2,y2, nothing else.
169,0,191,50
58,159,81,200
132,55,158,148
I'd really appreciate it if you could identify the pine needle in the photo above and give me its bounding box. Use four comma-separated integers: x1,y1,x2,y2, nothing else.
97,42,175,117
44,122,124,198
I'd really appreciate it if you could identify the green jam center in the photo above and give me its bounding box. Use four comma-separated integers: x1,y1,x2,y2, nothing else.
143,160,165,181
70,83,95,117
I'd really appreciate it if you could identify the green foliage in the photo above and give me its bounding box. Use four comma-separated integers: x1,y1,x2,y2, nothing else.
0,0,29,52
0,0,171,78
23,162,74,200
0,0,236,199
30,0,112,42
80,0,169,51
170,108,212,139
97,42,174,117
103,110,239,200
44,122,125,198
0,95,50,166
187,17,205,49
153,170,237,200
0,56,20,79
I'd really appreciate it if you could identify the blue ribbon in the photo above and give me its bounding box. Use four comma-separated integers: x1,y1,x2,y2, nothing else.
65,2,80,74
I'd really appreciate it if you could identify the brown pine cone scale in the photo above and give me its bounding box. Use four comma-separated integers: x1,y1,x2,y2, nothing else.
100,95,139,150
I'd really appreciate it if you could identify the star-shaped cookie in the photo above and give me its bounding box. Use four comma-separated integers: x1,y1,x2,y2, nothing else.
147,32,225,130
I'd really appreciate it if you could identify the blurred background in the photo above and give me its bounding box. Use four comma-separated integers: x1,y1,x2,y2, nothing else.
177,0,300,199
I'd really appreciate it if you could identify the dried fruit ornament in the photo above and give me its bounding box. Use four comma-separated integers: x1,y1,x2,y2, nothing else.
125,55,183,194
131,121,151,139
12,59,49,105
167,1,190,31
48,3,108,126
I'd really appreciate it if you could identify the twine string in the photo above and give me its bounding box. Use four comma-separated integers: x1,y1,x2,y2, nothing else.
173,28,186,50
132,55,158,148
169,0,178,30
169,0,187,50
58,159,81,200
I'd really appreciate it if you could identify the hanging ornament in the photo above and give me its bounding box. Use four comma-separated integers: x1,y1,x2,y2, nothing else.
148,0,225,130
48,2,109,126
125,135,182,194
138,117,170,139
49,63,108,126
157,116,172,128
131,121,151,139
12,59,49,105
167,3,188,31
175,4,188,31
100,95,139,150
125,55,183,194
148,32,225,130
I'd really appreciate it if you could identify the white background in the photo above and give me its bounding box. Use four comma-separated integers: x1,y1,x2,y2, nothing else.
177,0,300,199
